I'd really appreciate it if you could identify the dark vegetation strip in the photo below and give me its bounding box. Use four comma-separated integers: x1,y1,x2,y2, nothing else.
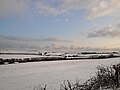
81,52,118,54
0,54,120,65
0,52,42,55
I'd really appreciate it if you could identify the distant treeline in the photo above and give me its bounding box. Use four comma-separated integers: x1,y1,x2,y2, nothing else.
0,56,66,65
0,54,120,65
81,51,118,54
0,51,118,55
0,52,42,55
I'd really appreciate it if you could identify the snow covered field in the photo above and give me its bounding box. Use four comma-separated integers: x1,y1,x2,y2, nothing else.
0,55,62,59
0,55,43,59
0,58,120,90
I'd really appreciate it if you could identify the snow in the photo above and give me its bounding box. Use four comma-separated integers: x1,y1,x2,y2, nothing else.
0,58,120,90
43,52,65,56
0,55,62,59
0,55,42,59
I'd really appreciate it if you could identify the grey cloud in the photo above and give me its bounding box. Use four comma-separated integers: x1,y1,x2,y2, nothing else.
34,1,61,16
0,36,41,49
87,0,120,19
42,37,72,42
0,36,73,49
0,0,31,18
88,23,120,38
0,36,72,42
30,0,120,19
34,0,90,16
0,36,118,51
0,0,120,19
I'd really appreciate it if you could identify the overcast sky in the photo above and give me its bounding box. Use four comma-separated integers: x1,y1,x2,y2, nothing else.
0,0,120,50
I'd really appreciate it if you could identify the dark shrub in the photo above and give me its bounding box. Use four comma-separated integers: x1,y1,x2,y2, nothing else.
8,58,15,64
0,58,4,64
23,58,29,62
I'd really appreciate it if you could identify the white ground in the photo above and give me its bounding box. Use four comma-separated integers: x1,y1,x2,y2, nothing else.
0,55,62,59
0,55,43,59
0,58,120,90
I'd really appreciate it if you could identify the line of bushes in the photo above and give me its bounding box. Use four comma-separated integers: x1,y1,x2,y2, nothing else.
0,57,66,65
0,54,119,65
0,53,42,55
33,63,120,90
